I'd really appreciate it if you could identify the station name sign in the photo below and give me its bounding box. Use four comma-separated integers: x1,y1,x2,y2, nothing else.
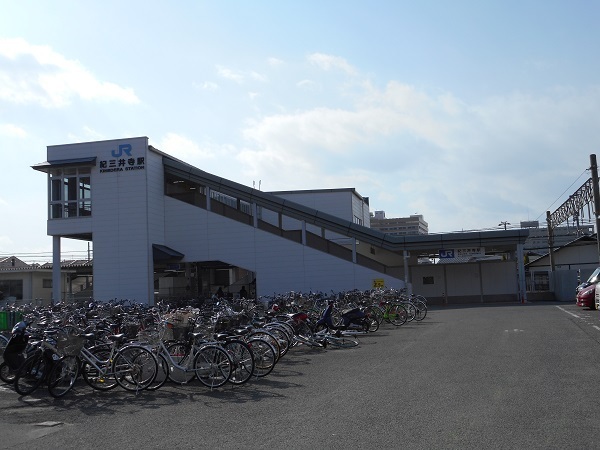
439,247,485,259
99,144,145,173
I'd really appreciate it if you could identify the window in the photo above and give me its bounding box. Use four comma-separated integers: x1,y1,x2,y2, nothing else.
533,272,550,291
0,280,23,300
423,276,435,285
165,173,205,207
49,168,92,219
43,279,53,289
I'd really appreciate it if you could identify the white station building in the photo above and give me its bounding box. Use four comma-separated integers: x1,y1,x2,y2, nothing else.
32,136,530,305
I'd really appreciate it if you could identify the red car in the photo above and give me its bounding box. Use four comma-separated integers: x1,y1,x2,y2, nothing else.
576,283,596,309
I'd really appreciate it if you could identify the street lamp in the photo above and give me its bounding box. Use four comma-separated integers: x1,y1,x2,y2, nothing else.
498,221,510,230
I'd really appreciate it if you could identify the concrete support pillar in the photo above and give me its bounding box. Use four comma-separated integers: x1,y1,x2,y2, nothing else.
403,250,410,293
52,236,61,304
302,221,306,246
517,243,527,303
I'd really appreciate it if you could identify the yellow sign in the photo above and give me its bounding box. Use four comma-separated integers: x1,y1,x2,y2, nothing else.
372,278,385,288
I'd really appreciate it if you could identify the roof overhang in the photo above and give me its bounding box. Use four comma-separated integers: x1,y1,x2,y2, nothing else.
162,155,530,255
32,157,97,173
153,244,185,262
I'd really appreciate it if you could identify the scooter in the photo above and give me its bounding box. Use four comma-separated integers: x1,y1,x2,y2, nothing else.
0,319,31,384
317,301,378,334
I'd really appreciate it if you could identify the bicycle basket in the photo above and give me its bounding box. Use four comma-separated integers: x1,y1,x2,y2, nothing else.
56,334,86,357
136,328,164,346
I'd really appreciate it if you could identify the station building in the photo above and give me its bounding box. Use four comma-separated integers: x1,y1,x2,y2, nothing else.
32,136,530,305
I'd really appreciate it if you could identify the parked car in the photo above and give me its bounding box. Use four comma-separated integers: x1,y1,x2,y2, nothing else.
576,283,596,309
577,267,600,293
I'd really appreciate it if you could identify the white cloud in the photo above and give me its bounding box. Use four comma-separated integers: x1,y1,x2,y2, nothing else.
308,53,357,75
66,126,107,143
297,79,317,89
250,71,267,82
267,57,284,66
154,133,217,162
238,71,600,232
0,235,13,247
193,81,219,91
215,65,267,84
0,38,139,108
244,81,462,157
0,123,27,138
216,65,245,84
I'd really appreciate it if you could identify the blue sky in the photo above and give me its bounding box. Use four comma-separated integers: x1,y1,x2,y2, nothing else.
1,1,599,262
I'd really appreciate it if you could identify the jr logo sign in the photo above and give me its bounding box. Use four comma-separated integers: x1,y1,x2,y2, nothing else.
99,143,145,173
111,144,132,158
439,249,455,258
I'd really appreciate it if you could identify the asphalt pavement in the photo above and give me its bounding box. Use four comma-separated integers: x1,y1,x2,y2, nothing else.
1,301,599,450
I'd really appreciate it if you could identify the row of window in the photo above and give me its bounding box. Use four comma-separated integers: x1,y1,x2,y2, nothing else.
0,280,53,301
0,280,23,300
165,174,255,216
48,168,92,219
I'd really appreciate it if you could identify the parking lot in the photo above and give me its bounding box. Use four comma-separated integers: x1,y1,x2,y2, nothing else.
1,301,600,449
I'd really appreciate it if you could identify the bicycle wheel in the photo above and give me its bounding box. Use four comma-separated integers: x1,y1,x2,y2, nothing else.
331,308,344,328
146,353,169,391
323,335,359,349
247,338,277,377
0,362,16,384
389,304,408,326
282,320,301,347
366,314,379,332
113,345,158,391
14,353,46,396
81,345,119,391
293,333,325,348
193,345,231,388
165,342,196,384
271,321,295,341
223,340,255,385
48,356,79,398
296,321,318,343
0,333,9,364
402,302,417,322
365,306,383,325
413,300,428,321
262,326,290,358
248,330,281,362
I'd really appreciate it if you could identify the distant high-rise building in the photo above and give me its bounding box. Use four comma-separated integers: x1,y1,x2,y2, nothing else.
369,211,429,236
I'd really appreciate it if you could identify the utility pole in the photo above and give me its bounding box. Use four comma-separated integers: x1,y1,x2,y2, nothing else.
590,154,600,263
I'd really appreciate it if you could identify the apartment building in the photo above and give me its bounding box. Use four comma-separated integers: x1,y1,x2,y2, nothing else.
370,211,429,236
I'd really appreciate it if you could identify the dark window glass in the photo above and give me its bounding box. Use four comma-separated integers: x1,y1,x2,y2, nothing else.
0,280,23,300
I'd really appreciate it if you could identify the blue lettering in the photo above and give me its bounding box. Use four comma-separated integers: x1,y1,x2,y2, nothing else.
111,144,133,158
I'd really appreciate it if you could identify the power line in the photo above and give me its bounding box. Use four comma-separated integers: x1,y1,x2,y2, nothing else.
535,168,589,223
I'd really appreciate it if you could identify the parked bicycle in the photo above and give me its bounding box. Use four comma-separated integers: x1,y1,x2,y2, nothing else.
13,329,83,398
